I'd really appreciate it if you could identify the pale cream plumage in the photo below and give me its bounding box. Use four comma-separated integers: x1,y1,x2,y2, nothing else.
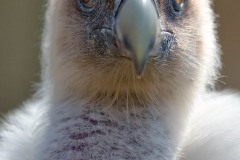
0,0,240,160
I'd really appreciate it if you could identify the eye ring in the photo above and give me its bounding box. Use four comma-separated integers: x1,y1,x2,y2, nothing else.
172,0,185,12
77,0,97,13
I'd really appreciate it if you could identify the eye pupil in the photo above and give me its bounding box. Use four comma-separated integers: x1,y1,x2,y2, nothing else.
173,0,185,12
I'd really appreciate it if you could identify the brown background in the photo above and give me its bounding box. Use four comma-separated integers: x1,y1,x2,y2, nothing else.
0,1,239,113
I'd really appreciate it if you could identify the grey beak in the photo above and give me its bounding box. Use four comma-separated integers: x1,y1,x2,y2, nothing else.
116,0,159,75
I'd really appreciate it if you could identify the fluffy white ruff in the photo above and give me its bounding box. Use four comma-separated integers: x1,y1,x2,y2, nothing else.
0,91,240,160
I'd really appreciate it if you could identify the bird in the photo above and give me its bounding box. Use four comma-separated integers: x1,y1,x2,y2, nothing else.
0,0,240,159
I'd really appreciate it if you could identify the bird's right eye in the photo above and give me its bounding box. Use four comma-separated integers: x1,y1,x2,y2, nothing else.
77,0,97,13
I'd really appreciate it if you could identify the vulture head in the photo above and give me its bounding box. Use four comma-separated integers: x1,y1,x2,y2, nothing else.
43,0,219,107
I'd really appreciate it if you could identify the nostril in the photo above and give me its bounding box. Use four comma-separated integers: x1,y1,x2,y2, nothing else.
149,38,156,52
122,37,132,51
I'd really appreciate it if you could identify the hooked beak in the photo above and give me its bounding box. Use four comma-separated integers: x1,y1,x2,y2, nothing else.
116,0,159,76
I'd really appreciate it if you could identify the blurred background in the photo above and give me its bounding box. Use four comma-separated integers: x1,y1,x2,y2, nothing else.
0,1,239,113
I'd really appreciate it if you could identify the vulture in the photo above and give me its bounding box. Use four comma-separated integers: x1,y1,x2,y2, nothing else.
1,0,240,159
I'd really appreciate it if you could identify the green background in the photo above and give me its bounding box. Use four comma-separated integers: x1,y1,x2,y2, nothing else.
0,1,239,113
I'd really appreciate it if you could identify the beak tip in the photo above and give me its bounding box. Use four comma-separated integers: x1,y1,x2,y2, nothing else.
136,69,144,77
133,59,148,77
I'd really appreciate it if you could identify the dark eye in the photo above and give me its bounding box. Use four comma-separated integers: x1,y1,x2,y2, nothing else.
77,0,96,13
172,0,185,12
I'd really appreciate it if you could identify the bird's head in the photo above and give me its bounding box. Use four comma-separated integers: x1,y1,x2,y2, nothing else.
43,0,220,105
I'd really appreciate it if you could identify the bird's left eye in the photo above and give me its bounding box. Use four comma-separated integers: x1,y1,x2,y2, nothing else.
77,0,96,13
172,0,185,12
